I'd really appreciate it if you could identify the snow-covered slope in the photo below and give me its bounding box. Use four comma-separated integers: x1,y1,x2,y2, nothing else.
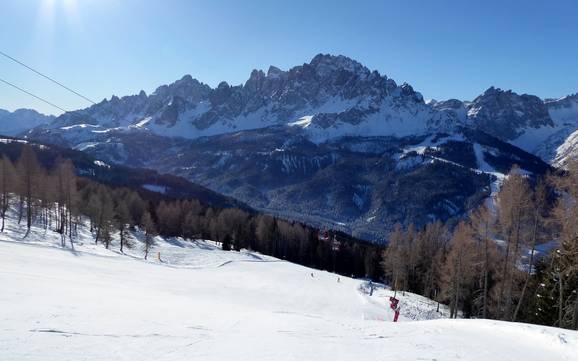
543,94,578,166
1,214,577,360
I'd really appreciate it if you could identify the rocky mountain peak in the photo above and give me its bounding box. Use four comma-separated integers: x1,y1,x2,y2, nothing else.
399,83,424,103
0,108,54,136
267,65,284,78
309,54,368,76
467,87,553,140
244,69,267,92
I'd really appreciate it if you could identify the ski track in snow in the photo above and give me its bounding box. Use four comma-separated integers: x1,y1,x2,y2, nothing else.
0,215,577,361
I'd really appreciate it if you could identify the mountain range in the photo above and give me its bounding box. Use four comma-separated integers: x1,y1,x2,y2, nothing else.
0,108,54,136
4,54,575,241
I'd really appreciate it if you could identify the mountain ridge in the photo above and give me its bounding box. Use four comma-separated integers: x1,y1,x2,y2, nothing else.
18,54,578,165
3,53,571,240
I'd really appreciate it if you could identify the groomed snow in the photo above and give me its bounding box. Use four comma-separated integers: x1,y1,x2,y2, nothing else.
0,216,577,361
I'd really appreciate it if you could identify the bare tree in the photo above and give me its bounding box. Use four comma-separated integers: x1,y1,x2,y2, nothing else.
441,222,477,318
0,155,15,232
513,180,549,321
16,145,42,236
469,203,495,318
141,211,156,260
115,202,132,253
382,223,407,294
255,214,276,253
52,159,78,246
495,166,533,320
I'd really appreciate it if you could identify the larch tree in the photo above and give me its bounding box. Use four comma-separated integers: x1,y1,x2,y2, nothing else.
255,214,276,254
441,222,477,318
0,155,15,232
95,187,115,248
469,203,495,319
115,201,132,253
416,221,448,299
495,166,533,320
141,210,156,260
513,180,550,321
52,158,78,246
382,223,407,294
16,145,42,235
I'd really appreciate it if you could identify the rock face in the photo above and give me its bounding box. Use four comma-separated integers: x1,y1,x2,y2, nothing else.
467,87,554,139
431,89,578,166
27,54,462,145
18,54,568,241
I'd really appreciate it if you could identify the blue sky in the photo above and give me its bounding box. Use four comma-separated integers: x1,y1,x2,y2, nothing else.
1,0,577,115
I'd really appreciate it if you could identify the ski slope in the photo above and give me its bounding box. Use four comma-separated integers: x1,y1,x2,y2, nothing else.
0,217,577,361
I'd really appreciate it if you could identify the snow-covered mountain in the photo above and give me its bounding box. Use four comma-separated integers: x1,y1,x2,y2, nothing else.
0,108,54,136
453,88,578,166
24,56,578,165
542,94,578,166
18,54,572,240
28,54,461,144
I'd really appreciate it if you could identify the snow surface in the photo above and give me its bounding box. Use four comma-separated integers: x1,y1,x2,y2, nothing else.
511,97,578,164
142,184,169,194
0,215,577,361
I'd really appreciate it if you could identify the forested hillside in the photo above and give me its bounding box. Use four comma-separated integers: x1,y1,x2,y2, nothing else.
0,141,575,329
382,164,578,329
0,141,383,278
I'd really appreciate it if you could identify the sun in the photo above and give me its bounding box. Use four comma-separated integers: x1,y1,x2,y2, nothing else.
42,0,78,9
39,0,80,28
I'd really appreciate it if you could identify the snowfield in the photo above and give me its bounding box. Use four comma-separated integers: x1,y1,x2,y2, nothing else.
0,217,577,361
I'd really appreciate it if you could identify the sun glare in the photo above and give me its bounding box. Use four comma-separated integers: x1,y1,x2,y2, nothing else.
39,0,80,30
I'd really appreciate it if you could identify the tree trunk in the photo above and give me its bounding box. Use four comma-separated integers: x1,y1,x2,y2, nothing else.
513,211,539,322
144,237,149,260
482,234,489,319
120,227,124,253
497,227,513,319
17,195,23,224
26,193,32,231
505,208,523,320
574,297,578,331
558,272,564,327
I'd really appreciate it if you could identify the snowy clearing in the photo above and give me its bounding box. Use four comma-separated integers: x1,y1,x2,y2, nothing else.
0,217,577,361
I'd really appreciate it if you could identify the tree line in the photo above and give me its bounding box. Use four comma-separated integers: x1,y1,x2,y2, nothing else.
0,145,382,276
1,145,575,330
382,164,578,330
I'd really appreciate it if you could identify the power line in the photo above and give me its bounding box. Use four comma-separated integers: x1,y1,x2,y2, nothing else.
0,77,69,113
0,50,96,105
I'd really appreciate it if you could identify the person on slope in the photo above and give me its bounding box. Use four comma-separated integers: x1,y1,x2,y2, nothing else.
393,302,401,322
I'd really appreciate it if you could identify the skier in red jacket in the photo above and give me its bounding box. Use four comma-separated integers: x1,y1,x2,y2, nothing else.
393,303,401,322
